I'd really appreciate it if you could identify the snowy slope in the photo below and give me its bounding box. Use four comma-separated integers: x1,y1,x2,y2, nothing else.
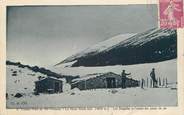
7,59,177,108
6,65,47,97
6,64,71,100
53,59,177,83
56,28,177,67
7,87,177,108
56,33,135,66
122,28,175,46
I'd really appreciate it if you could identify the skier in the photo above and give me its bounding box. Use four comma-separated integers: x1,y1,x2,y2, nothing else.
121,70,131,88
150,68,157,88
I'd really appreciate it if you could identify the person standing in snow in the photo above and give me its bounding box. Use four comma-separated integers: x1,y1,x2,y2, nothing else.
121,70,131,89
150,68,157,88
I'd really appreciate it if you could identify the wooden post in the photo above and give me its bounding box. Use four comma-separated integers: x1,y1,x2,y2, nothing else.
162,78,165,87
150,79,152,88
147,77,149,88
141,79,144,89
159,77,161,86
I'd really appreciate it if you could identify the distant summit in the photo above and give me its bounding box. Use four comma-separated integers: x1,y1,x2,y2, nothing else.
56,28,177,67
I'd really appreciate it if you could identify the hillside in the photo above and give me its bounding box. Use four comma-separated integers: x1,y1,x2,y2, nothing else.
6,64,47,98
56,28,177,67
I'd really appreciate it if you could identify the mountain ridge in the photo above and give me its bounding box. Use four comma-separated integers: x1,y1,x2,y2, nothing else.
56,28,177,67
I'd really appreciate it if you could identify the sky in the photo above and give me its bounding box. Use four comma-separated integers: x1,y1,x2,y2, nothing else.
7,5,158,67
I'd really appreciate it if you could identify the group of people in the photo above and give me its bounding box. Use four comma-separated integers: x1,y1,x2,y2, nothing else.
121,68,157,88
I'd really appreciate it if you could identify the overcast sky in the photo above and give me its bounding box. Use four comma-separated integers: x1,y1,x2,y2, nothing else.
7,5,158,67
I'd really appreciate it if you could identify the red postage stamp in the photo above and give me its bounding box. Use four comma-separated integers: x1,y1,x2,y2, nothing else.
159,0,184,28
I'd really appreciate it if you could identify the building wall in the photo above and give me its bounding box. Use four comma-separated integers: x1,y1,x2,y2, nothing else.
35,79,53,93
35,78,63,93
71,73,139,90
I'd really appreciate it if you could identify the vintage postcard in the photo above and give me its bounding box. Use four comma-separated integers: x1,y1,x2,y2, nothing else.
0,0,184,115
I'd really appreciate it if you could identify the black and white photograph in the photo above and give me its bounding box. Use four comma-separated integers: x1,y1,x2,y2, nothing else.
6,5,177,108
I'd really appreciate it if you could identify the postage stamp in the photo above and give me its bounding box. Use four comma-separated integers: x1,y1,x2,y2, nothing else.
159,0,184,28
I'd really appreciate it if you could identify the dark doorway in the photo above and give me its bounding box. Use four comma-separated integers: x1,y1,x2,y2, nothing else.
54,82,60,92
106,78,116,88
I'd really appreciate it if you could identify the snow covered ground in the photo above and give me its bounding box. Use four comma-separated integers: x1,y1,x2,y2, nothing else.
7,87,177,108
6,59,177,108
6,65,47,96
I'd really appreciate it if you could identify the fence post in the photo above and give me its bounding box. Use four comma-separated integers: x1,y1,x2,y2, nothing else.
162,78,165,87
150,79,152,88
165,78,168,88
141,79,144,89
159,77,161,86
147,77,149,88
